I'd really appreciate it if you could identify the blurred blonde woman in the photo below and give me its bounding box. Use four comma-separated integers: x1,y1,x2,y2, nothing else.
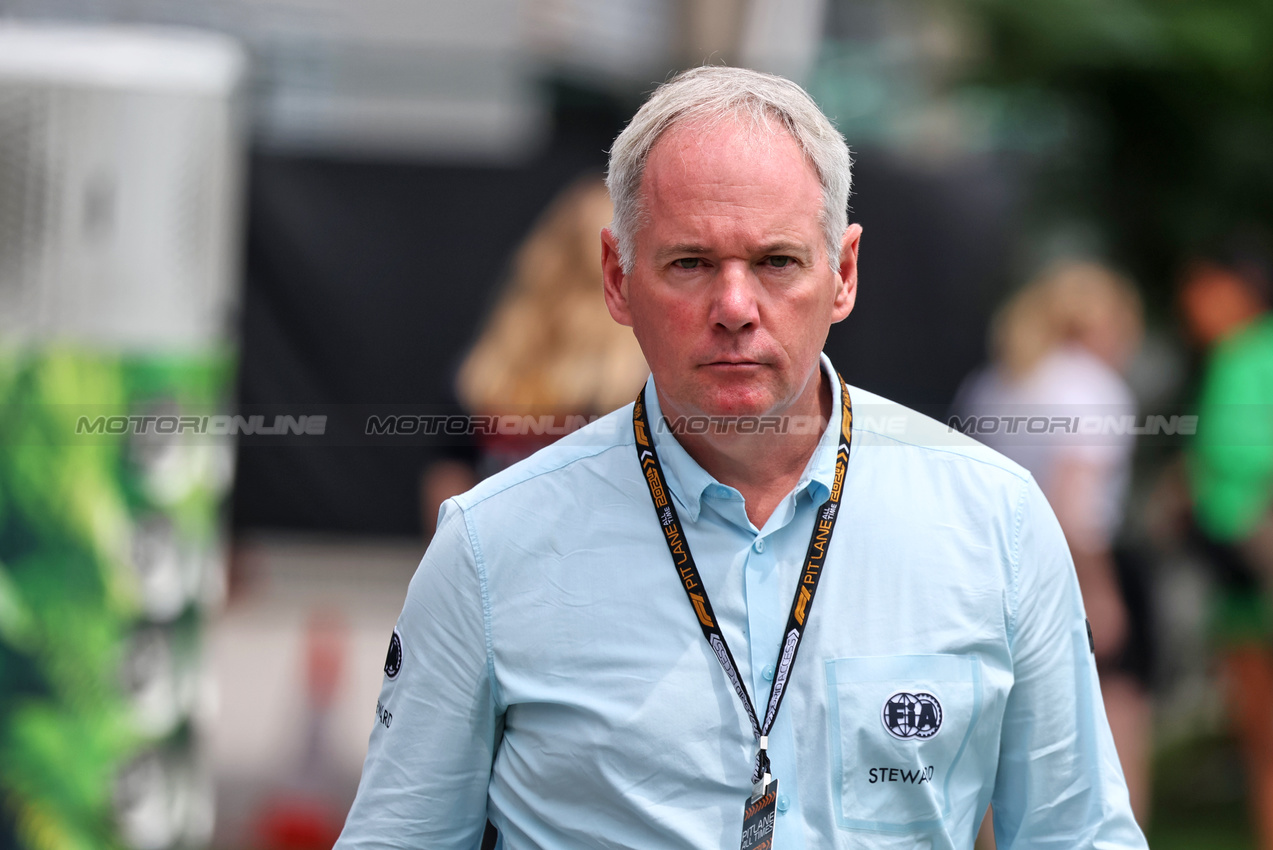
422,177,648,535
956,262,1149,841
457,177,647,416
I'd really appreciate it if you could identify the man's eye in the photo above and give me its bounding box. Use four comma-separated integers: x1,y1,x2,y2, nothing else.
767,256,795,268
673,258,702,270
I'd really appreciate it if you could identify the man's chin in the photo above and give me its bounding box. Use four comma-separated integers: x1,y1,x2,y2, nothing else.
685,386,782,421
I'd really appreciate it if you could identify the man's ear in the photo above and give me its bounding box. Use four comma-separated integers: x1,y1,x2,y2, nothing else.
831,223,862,323
601,227,634,327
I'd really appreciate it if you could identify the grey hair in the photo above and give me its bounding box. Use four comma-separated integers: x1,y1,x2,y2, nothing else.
606,65,852,274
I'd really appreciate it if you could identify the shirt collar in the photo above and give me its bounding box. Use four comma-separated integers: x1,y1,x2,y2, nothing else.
644,352,843,522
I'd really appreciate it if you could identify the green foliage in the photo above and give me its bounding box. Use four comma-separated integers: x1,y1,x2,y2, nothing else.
1148,729,1255,848
1,701,136,850
957,0,1273,298
0,347,233,850
0,350,132,850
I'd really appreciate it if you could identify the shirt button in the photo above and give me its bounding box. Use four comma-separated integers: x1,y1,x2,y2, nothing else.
776,795,790,813
753,538,765,553
762,664,775,681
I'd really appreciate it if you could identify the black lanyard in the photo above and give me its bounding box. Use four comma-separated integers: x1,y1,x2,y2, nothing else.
632,375,853,792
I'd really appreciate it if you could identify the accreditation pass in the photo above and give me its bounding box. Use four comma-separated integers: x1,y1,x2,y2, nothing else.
740,779,778,850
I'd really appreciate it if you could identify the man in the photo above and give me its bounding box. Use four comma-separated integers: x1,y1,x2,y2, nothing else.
336,66,1146,850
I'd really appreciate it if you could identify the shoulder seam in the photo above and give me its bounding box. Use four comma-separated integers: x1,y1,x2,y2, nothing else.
854,426,1032,483
1006,478,1029,648
460,505,503,711
460,440,633,510
463,437,631,511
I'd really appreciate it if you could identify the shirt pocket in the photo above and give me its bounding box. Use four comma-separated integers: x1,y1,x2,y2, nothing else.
825,654,983,834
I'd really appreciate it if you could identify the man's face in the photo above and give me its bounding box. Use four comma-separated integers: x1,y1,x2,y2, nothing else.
602,119,860,422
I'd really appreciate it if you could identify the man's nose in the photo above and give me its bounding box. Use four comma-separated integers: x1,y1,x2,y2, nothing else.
709,260,760,332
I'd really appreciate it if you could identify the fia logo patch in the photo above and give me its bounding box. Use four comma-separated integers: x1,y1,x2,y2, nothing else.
384,628,403,680
882,691,942,740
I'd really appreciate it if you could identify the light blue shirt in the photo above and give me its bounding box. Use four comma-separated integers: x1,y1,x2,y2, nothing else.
336,355,1147,850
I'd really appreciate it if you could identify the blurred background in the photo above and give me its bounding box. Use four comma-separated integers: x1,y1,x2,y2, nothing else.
0,0,1271,848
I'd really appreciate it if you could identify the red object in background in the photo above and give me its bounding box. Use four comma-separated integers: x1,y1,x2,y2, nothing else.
251,610,352,850
306,610,348,710
254,797,345,850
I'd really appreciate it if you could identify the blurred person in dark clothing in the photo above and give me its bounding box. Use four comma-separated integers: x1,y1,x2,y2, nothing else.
955,262,1152,828
1180,238,1273,849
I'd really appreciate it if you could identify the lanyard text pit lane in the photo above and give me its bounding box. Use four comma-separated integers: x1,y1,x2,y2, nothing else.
632,376,852,799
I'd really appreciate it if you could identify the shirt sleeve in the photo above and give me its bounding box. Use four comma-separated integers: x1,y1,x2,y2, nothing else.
335,499,501,850
991,478,1147,849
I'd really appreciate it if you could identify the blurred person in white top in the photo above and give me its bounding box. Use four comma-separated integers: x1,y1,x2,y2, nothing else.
955,262,1149,833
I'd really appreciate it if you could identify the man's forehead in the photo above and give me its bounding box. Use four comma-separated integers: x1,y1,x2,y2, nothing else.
637,118,824,246
643,116,813,184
